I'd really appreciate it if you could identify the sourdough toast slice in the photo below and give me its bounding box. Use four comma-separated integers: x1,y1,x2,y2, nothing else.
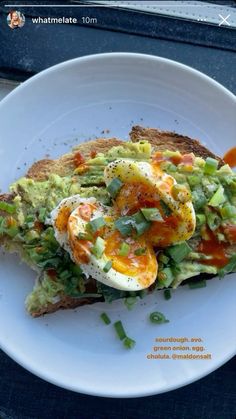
0,127,230,316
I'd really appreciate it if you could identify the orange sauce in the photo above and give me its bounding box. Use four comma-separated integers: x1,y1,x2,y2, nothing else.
55,206,71,233
74,151,85,166
198,230,229,268
223,147,236,168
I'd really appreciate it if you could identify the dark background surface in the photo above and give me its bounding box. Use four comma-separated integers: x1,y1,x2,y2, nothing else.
0,2,236,418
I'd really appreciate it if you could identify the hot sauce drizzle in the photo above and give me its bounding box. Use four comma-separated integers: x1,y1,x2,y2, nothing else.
223,147,236,168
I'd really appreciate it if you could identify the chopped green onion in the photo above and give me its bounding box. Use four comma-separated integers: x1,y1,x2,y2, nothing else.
188,175,200,187
24,230,40,243
71,264,83,277
134,247,146,256
141,207,163,221
218,255,236,278
114,320,126,340
118,242,130,256
158,253,170,264
206,211,221,231
87,217,106,233
123,336,136,349
38,207,47,222
166,242,191,263
25,214,34,223
77,232,93,241
124,296,137,310
188,280,206,289
196,214,206,226
103,260,113,273
133,211,151,236
115,216,134,236
0,201,16,214
208,185,226,207
220,204,236,220
59,270,71,280
107,177,123,198
100,312,111,325
91,237,105,258
149,311,169,324
164,289,172,300
204,157,218,175
160,200,172,217
192,191,207,211
4,225,19,238
158,267,174,287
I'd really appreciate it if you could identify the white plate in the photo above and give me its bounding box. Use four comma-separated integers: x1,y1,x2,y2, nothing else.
0,53,235,398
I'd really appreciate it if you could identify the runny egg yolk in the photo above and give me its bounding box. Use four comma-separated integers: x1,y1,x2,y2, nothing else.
104,230,158,288
113,164,194,247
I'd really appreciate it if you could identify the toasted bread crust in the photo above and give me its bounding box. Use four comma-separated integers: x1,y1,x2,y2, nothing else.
130,125,224,165
31,295,103,317
26,137,124,181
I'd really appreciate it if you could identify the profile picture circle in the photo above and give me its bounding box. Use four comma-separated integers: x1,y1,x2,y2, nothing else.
7,10,25,29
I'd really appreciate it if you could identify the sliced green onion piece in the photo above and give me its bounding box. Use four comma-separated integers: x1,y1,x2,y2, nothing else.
166,242,191,263
160,200,172,217
115,216,134,237
149,311,169,324
100,312,111,325
103,260,113,273
164,289,172,300
118,242,130,256
4,225,19,238
87,217,106,233
123,337,136,349
188,175,200,187
188,280,206,289
134,247,146,256
0,201,16,214
220,204,236,220
25,230,40,243
91,237,105,258
158,267,174,287
158,253,169,264
114,320,126,340
206,211,221,231
38,207,47,222
218,255,236,278
25,214,34,223
59,270,71,280
204,157,218,175
77,232,93,241
107,177,123,198
196,214,206,226
124,296,137,310
208,185,226,207
71,264,83,277
133,211,151,236
141,207,163,221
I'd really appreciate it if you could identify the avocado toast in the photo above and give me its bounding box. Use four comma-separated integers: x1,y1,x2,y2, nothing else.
0,126,235,317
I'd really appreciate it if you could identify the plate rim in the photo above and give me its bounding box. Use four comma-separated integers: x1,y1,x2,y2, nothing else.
0,52,235,397
0,52,235,113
